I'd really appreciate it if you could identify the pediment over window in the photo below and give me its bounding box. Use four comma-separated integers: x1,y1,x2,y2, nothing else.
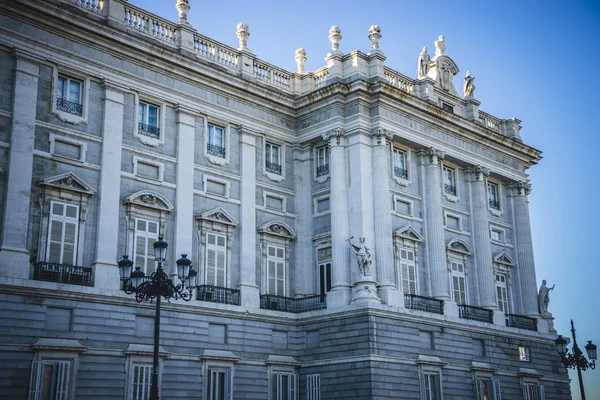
123,190,173,213
447,239,471,255
494,251,515,267
393,226,424,242
196,207,238,227
258,221,295,239
40,172,96,196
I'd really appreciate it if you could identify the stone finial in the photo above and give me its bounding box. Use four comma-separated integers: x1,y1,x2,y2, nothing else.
434,35,446,57
295,48,307,74
328,25,343,56
368,25,382,50
176,0,190,24
236,22,250,51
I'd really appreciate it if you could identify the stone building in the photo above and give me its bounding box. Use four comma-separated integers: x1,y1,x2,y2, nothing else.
0,0,570,399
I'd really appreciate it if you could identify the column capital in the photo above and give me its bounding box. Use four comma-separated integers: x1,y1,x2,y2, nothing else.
418,147,445,165
372,128,392,145
467,165,490,181
323,128,345,145
509,180,531,196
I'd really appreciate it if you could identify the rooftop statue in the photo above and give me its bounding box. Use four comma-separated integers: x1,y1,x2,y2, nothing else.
463,70,476,99
434,35,446,58
538,279,555,315
417,47,431,79
347,237,373,277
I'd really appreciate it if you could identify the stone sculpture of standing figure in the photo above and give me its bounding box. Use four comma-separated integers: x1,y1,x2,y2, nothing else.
434,35,446,57
417,47,431,79
463,70,476,99
538,279,555,315
347,237,372,276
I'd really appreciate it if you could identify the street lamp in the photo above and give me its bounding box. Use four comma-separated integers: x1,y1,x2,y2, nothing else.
118,237,197,400
555,320,597,400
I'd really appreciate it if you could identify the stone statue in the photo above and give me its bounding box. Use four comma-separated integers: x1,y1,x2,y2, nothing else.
434,35,446,58
538,279,555,315
463,70,476,99
417,47,430,79
295,48,307,73
347,237,372,276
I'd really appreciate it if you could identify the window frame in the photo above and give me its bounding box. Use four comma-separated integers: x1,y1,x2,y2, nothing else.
204,232,228,287
132,217,160,275
204,120,230,166
258,222,296,298
490,226,506,243
271,372,298,400
49,133,87,163
393,226,424,295
314,145,330,182
262,138,286,182
203,175,231,199
132,155,165,183
29,359,71,400
441,163,459,202
519,346,531,362
316,245,332,296
313,195,331,217
124,348,165,400
522,382,544,400
487,180,503,216
446,240,471,305
263,191,287,214
306,374,321,400
133,92,166,147
46,201,80,266
393,195,413,217
495,272,509,313
51,66,90,125
391,146,411,186
443,211,462,232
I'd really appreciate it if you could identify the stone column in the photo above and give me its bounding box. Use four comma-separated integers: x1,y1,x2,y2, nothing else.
510,181,538,316
293,146,314,296
371,129,402,307
324,128,351,307
93,80,127,289
419,148,449,300
0,53,40,279
238,128,259,307
467,165,496,309
173,106,196,270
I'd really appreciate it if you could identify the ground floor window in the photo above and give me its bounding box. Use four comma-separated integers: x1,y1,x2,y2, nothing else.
207,368,232,400
29,360,71,400
272,372,298,400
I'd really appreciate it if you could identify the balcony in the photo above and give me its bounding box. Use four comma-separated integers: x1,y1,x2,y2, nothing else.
444,184,456,196
404,294,444,315
506,314,538,331
138,122,160,138
265,161,282,175
458,304,493,323
196,285,240,306
56,96,83,116
316,164,329,177
488,198,500,210
394,166,408,180
33,262,93,286
260,294,326,313
207,143,226,158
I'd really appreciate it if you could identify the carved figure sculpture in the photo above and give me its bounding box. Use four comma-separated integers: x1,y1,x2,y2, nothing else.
538,279,555,315
463,70,476,99
295,48,307,73
434,35,446,57
417,47,431,79
347,237,372,276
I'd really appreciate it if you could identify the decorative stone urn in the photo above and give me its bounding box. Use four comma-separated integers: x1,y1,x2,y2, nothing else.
369,25,381,50
236,22,250,51
175,0,190,24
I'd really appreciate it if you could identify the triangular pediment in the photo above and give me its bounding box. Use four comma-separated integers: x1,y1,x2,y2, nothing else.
40,172,96,196
393,226,424,242
494,251,515,266
447,239,471,255
123,190,173,212
197,207,238,226
258,221,296,239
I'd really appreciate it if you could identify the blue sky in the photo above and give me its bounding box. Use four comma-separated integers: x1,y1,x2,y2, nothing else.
135,1,600,397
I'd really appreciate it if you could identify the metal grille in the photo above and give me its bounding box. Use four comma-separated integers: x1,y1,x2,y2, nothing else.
404,294,444,314
207,143,226,158
33,262,93,286
56,96,83,116
138,122,160,138
444,184,457,196
265,161,282,175
488,199,500,210
458,304,493,323
316,164,329,177
196,284,241,305
506,314,537,331
260,294,326,313
394,167,408,179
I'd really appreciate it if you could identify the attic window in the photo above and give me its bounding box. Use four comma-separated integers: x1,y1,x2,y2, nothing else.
442,103,454,113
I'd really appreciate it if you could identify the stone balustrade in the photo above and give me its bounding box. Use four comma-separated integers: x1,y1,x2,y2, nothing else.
384,67,414,94
68,0,103,12
312,66,329,90
194,34,238,68
253,61,291,90
478,111,501,132
124,3,177,44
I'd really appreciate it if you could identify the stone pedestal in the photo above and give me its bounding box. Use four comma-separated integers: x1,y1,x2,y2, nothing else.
443,300,459,318
493,310,506,326
239,284,260,309
351,276,381,305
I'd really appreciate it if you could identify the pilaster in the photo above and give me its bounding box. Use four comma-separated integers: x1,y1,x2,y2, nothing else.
293,146,314,296
0,53,40,279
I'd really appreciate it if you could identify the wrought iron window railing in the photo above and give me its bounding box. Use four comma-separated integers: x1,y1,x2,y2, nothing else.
260,294,326,313
488,199,500,210
207,143,226,158
458,304,493,323
196,284,240,306
33,262,93,286
394,167,408,179
444,184,456,196
138,122,160,138
506,314,537,331
316,164,329,177
404,294,444,315
56,96,83,116
265,161,282,175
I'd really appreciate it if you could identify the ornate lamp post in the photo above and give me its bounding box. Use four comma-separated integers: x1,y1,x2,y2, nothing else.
118,236,197,400
555,320,597,400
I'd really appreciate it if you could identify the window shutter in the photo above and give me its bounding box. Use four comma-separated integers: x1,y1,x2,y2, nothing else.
225,369,232,400
55,361,70,400
291,374,299,400
272,373,278,400
48,219,63,263
276,261,285,296
28,361,41,400
216,249,226,287
539,385,545,400
493,379,502,400
522,385,528,400
475,379,483,400
206,248,217,285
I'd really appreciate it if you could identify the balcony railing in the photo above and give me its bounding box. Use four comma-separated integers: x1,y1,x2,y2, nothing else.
260,294,326,313
138,122,160,138
265,161,282,175
316,164,329,177
458,304,493,323
506,314,538,331
394,167,408,179
56,96,83,116
444,184,456,196
488,199,500,210
33,262,93,286
196,285,240,306
207,143,226,158
404,294,444,315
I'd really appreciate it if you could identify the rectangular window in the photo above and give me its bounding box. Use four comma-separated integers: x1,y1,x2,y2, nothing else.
29,360,71,400
519,346,531,362
488,182,500,210
451,262,466,304
316,146,329,177
318,247,332,296
522,383,543,400
138,102,160,138
134,218,159,274
267,245,286,296
306,374,320,400
57,76,82,116
423,372,441,400
476,378,501,400
273,373,298,400
393,148,408,179
266,143,282,175
47,201,79,265
130,364,152,400
315,197,330,214
495,273,509,313
205,233,227,287
400,248,417,295
207,368,232,400
490,228,504,242
442,103,454,113
443,166,457,196
207,124,226,158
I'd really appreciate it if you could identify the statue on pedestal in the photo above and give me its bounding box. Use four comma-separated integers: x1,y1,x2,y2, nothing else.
347,236,372,276
417,47,431,79
538,279,555,315
463,70,476,99
434,35,446,58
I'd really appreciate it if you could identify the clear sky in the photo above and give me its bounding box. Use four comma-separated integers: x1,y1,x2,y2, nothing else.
134,1,600,398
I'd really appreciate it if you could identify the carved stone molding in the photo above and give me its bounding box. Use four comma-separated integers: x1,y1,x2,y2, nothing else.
467,165,490,181
372,128,392,145
322,128,345,145
418,147,445,165
509,180,531,196
447,239,472,255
